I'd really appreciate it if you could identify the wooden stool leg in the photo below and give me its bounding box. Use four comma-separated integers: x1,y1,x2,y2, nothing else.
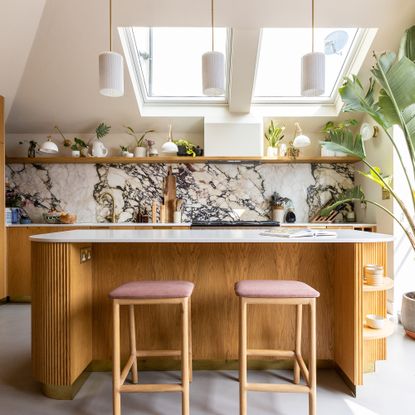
239,297,247,415
112,301,121,415
181,298,190,415
294,304,303,384
129,304,138,384
309,299,317,415
188,297,193,383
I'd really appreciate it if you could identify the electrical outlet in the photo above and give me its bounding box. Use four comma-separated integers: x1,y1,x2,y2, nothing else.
80,247,92,263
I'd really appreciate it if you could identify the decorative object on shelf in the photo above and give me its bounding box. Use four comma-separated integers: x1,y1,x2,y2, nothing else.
366,314,386,330
279,143,287,157
321,119,358,157
301,0,325,96
174,139,197,157
320,25,415,254
120,145,129,157
285,206,296,223
43,211,62,224
287,142,299,160
19,140,38,158
194,146,203,156
364,264,384,286
39,138,59,154
264,120,285,158
401,291,415,340
360,122,379,142
161,124,179,155
125,126,155,157
99,0,124,97
91,122,110,157
145,139,158,156
71,137,88,157
202,0,225,96
293,122,311,149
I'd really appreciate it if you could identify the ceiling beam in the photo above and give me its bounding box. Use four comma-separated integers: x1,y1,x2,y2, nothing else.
228,28,261,114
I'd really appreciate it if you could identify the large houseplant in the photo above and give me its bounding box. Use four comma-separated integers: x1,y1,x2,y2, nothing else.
320,25,415,337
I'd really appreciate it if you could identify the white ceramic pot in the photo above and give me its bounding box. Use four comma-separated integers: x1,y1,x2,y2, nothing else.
71,150,80,157
272,208,285,223
321,146,336,157
266,147,278,158
402,292,415,339
91,139,108,157
335,150,348,157
134,146,147,157
121,150,129,157
279,143,287,157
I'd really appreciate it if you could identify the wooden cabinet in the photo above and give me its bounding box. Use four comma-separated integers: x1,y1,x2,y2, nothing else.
7,225,191,300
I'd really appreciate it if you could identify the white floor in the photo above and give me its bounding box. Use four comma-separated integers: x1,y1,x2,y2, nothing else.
0,303,414,415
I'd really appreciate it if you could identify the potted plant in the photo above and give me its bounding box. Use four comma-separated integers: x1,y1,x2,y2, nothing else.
265,121,285,158
321,119,358,157
174,139,196,157
270,193,285,223
120,145,129,157
320,25,415,337
91,122,110,157
125,126,155,157
71,137,88,157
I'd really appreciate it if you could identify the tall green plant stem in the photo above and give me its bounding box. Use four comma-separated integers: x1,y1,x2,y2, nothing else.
362,159,415,236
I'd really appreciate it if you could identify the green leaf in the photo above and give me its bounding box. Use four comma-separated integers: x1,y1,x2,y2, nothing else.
320,129,366,159
358,167,392,189
320,186,365,216
372,55,415,150
399,25,415,62
96,122,111,139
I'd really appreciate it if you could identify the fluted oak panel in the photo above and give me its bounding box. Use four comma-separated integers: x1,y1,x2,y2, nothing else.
32,242,92,386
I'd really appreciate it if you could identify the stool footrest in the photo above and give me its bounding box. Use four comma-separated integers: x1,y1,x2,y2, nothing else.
246,383,310,393
247,349,295,358
121,355,136,385
119,384,183,393
136,350,181,357
295,353,310,385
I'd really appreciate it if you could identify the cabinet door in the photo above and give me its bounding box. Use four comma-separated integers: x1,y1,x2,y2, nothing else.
7,227,75,300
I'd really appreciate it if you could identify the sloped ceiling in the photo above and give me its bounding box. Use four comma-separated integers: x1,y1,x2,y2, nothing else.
4,0,415,134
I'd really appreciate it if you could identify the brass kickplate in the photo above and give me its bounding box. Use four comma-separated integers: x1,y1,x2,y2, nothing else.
80,247,92,263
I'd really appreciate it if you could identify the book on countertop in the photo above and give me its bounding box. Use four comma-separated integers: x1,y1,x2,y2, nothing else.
260,228,337,238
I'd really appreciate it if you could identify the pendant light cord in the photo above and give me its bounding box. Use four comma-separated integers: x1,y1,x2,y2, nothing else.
311,0,314,53
109,0,113,51
211,0,215,51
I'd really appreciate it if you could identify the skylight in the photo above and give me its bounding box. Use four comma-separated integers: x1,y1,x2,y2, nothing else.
123,27,230,103
253,28,360,102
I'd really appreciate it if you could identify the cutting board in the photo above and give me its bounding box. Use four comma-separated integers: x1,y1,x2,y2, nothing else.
164,166,177,222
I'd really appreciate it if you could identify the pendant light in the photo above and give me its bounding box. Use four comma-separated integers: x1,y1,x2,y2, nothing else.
202,0,225,96
161,124,179,155
99,0,124,97
301,0,325,97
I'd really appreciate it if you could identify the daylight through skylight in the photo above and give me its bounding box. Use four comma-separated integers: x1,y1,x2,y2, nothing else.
129,27,229,101
254,28,359,101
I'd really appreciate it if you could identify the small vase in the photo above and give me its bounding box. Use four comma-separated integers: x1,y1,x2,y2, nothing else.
134,147,147,157
121,150,129,157
272,207,285,223
80,147,89,157
266,146,278,158
72,150,80,157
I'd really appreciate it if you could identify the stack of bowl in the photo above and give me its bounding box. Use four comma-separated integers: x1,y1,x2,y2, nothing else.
364,264,384,286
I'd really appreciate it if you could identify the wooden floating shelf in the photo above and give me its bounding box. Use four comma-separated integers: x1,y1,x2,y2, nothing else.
5,156,361,165
363,320,394,340
363,277,394,292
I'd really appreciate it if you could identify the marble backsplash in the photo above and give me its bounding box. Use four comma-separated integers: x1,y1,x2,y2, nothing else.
6,162,354,223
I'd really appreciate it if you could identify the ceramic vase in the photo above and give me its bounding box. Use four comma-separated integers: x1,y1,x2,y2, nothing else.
134,147,147,157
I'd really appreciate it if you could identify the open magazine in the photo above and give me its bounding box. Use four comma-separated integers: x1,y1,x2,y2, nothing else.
260,228,337,238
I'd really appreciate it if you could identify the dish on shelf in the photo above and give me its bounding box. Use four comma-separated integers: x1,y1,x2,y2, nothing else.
366,314,386,329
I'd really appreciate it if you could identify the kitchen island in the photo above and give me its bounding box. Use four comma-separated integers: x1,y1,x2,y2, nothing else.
30,229,393,398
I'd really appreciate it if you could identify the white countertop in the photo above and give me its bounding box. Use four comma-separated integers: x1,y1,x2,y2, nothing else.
30,229,393,244
7,222,374,228
7,222,190,228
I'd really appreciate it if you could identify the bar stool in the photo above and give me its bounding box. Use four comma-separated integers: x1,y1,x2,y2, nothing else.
235,280,320,415
109,280,194,415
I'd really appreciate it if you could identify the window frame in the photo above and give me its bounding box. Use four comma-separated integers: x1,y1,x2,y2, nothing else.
121,26,233,105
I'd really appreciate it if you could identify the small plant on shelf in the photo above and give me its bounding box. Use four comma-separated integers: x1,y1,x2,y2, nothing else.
124,126,155,147
174,139,196,157
265,121,285,157
95,122,111,140
71,137,88,157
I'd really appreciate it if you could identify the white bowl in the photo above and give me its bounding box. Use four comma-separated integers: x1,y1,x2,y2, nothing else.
366,314,386,329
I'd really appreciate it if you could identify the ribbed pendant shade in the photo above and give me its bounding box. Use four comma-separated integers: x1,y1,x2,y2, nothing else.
99,51,124,97
202,51,225,96
301,52,325,97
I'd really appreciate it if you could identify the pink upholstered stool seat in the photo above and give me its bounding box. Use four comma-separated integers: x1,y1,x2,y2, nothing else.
109,280,194,300
235,280,320,298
